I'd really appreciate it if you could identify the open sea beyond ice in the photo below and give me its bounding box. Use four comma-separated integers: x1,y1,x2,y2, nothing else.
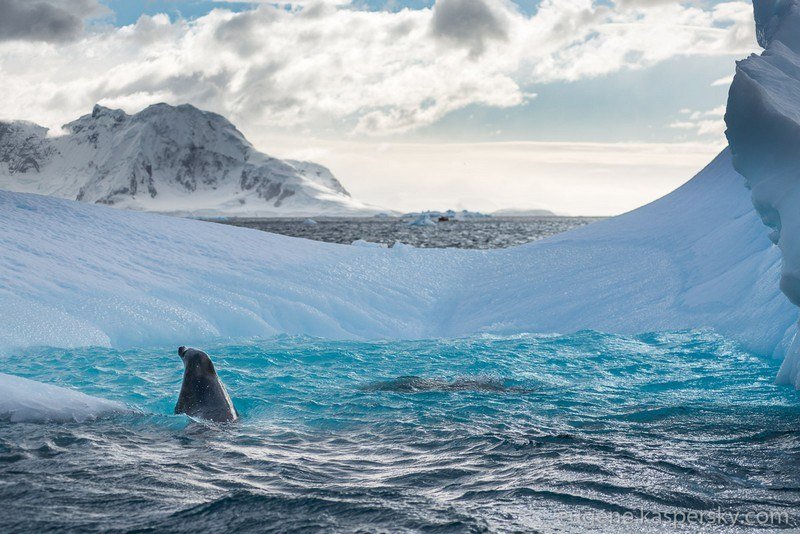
2,331,800,532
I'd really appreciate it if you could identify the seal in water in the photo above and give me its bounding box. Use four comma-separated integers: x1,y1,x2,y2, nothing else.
175,346,238,422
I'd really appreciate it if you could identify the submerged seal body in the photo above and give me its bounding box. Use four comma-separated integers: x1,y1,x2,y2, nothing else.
175,346,238,422
361,376,533,394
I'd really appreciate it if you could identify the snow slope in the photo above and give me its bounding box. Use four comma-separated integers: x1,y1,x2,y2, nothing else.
0,104,382,217
0,373,128,423
0,150,794,369
2,1,800,401
726,0,800,386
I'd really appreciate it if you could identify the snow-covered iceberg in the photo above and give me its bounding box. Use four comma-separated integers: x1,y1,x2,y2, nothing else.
1,1,799,388
726,0,800,386
0,149,794,364
0,373,127,423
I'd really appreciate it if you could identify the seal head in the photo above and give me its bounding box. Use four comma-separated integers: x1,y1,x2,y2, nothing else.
175,346,238,422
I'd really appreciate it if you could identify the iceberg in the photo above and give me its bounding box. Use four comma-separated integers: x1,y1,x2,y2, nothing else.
0,1,798,387
0,373,128,423
407,214,437,226
0,148,794,364
726,0,800,386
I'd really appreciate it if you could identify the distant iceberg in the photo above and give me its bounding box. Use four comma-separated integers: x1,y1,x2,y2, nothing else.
407,214,437,227
403,209,490,221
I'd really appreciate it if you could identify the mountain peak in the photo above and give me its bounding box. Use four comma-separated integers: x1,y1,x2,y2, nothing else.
0,104,380,217
91,104,127,119
135,102,224,122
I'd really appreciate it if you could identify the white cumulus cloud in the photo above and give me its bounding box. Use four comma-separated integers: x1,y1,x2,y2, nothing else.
670,105,727,138
0,1,757,136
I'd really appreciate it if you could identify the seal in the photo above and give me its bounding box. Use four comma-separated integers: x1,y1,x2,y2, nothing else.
175,346,238,422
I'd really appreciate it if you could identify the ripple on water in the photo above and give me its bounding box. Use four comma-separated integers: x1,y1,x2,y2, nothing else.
1,331,799,532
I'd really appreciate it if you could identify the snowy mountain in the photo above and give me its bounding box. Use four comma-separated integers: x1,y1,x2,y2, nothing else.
0,103,382,217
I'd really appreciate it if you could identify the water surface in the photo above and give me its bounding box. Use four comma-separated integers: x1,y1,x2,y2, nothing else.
1,331,799,532
214,216,602,249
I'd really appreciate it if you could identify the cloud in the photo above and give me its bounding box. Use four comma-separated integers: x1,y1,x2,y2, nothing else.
431,0,510,57
0,1,758,137
519,0,756,83
711,74,734,86
670,105,727,138
613,0,675,8
0,0,105,43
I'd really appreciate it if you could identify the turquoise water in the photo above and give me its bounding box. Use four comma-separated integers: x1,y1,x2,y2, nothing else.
1,331,800,531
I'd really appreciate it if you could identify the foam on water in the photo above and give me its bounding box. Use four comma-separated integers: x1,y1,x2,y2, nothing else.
1,331,799,531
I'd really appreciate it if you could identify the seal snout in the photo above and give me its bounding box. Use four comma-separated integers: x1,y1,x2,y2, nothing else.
178,346,187,358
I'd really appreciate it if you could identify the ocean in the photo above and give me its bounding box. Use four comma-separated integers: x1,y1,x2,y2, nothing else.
213,216,602,249
1,331,799,532
2,217,799,532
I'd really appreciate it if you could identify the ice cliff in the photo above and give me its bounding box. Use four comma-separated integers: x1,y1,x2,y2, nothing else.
726,0,800,386
0,104,381,217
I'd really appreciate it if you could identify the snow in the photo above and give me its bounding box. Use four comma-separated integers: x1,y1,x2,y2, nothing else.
0,150,794,370
726,0,800,386
0,373,128,423
0,103,384,217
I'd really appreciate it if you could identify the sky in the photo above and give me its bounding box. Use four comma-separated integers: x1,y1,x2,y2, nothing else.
0,0,760,214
